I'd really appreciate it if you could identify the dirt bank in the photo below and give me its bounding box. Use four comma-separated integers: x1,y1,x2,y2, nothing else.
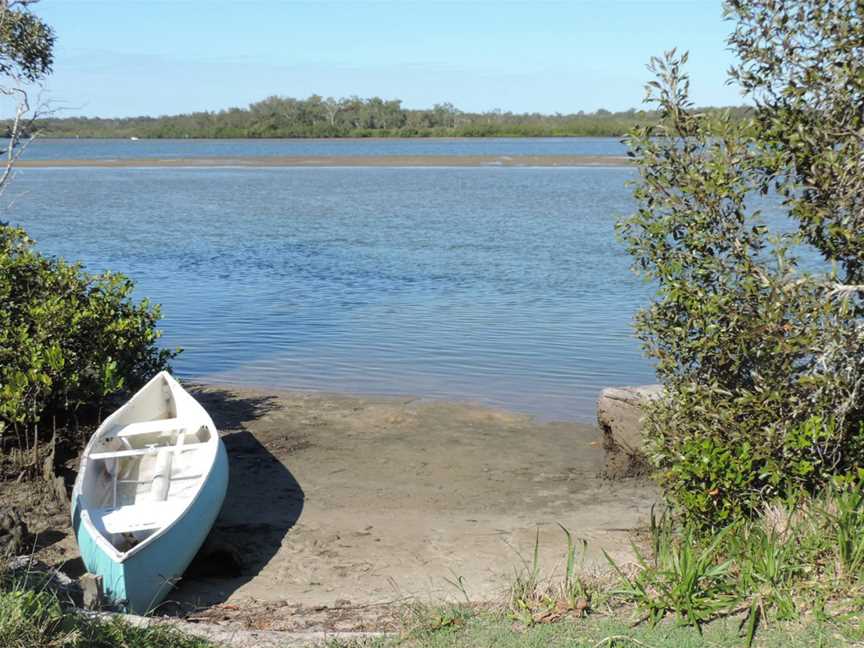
15,154,631,168
3,385,657,632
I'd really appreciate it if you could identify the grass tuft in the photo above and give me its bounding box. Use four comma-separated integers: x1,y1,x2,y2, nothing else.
604,484,864,646
606,516,738,628
507,526,608,627
0,575,214,648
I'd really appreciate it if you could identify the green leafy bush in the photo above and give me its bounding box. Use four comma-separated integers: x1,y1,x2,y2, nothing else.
0,223,175,452
618,1,864,528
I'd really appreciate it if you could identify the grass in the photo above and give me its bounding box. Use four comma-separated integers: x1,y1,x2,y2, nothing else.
323,483,864,648
601,484,864,646
320,610,864,648
507,526,604,627
5,485,864,647
0,572,215,648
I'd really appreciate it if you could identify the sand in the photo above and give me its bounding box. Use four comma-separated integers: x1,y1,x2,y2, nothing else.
6,385,657,631
15,154,631,168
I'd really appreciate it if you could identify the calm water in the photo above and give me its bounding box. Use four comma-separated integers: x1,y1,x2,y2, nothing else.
24,137,627,160
7,158,655,422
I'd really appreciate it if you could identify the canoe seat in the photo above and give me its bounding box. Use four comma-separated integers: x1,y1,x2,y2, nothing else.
89,442,208,461
111,418,185,439
91,501,186,535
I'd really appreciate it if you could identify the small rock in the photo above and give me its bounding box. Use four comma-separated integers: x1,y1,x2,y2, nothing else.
597,384,663,477
81,573,104,609
0,508,30,556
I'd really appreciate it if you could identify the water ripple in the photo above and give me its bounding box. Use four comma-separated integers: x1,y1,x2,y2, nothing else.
8,164,655,421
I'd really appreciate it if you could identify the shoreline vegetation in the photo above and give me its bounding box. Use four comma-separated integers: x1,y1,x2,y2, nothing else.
23,96,752,139
13,154,632,168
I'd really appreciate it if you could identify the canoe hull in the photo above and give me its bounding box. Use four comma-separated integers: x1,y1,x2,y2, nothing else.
72,440,229,613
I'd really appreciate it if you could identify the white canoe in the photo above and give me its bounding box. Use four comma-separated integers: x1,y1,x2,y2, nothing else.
71,371,229,613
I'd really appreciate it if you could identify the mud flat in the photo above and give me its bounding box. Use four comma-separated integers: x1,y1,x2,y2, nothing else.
7,385,657,632
15,154,631,168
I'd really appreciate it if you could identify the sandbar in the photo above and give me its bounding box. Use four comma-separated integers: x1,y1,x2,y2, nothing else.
15,154,632,168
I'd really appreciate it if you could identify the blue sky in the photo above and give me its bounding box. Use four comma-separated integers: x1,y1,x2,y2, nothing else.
37,0,743,118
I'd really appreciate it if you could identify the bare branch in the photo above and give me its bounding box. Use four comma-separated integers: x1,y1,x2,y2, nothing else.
827,283,864,300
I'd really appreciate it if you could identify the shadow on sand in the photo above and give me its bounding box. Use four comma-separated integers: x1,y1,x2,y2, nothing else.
163,387,305,613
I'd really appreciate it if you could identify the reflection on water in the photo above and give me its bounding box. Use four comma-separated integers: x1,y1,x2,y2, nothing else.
7,165,655,421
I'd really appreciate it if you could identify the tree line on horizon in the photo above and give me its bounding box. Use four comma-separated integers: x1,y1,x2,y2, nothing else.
27,95,753,139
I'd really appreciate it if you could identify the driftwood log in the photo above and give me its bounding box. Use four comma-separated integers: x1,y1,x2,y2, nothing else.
597,384,662,478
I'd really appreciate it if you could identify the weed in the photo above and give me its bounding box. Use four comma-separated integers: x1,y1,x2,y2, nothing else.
558,523,594,615
823,486,864,579
734,524,800,621
0,573,213,648
606,515,738,627
402,601,474,640
507,526,605,627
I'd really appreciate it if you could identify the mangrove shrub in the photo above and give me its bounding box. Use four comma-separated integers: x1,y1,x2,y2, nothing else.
618,0,864,526
0,3,174,467
0,224,174,452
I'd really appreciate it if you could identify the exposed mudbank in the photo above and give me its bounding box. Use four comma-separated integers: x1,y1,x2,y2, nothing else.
15,154,631,168
2,384,657,632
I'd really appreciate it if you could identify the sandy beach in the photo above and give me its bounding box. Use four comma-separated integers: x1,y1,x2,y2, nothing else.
7,384,657,632
15,154,631,168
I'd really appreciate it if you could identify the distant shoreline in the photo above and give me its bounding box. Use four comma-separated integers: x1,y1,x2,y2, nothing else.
28,135,624,142
15,154,632,168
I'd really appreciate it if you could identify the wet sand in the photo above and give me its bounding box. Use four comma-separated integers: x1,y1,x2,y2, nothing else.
10,385,657,631
15,154,631,168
